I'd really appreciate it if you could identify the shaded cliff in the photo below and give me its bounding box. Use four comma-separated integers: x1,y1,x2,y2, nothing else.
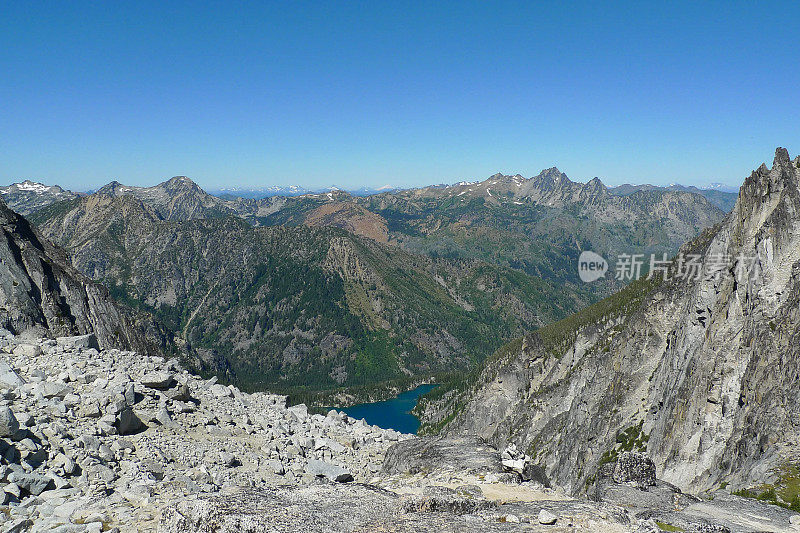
0,197,174,357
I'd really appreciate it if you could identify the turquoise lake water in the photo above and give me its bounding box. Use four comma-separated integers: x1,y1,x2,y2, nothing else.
335,384,438,434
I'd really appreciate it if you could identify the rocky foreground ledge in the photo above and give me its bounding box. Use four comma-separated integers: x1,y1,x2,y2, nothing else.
0,330,798,532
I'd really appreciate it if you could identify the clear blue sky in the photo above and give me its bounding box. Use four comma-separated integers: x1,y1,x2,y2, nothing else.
2,1,798,191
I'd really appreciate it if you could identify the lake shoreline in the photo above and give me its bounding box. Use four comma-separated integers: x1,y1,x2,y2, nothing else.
329,384,439,434
286,374,441,411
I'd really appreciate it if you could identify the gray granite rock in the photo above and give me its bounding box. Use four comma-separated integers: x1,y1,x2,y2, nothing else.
0,361,24,387
8,471,51,496
538,509,557,525
383,436,502,476
0,406,20,438
56,334,100,350
305,459,353,482
116,407,144,435
141,371,175,390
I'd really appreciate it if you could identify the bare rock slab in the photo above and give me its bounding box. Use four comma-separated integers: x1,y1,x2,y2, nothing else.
382,436,503,476
159,484,550,532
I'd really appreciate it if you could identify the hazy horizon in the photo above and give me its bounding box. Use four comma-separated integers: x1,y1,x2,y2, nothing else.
1,164,748,195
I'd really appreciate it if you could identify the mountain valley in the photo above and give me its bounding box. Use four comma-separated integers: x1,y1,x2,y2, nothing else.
10,167,727,396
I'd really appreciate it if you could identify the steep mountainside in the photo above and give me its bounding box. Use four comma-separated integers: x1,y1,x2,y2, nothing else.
0,180,79,215
32,193,587,392
419,148,800,500
0,197,172,356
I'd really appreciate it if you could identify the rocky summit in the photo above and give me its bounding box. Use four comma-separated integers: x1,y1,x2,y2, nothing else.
0,181,79,217
3,330,800,532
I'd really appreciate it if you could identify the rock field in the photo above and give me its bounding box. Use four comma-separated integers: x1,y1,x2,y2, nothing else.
1,329,798,532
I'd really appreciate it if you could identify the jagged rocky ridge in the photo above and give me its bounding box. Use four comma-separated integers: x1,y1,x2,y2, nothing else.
0,198,172,357
422,149,800,503
267,167,726,287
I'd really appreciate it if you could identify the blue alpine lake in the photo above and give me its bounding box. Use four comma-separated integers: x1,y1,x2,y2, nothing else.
334,384,438,434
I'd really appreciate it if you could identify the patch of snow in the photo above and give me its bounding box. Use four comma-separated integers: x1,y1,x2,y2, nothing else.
16,182,51,192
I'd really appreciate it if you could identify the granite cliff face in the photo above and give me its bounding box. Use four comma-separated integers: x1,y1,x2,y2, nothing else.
0,198,172,357
426,148,800,499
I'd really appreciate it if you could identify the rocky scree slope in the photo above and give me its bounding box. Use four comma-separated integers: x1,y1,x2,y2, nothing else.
0,331,412,531
422,148,800,500
0,198,171,357
2,333,798,532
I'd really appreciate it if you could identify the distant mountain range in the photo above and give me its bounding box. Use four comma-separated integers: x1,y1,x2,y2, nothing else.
4,169,727,393
260,168,727,287
609,182,739,210
2,174,738,215
210,184,398,198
